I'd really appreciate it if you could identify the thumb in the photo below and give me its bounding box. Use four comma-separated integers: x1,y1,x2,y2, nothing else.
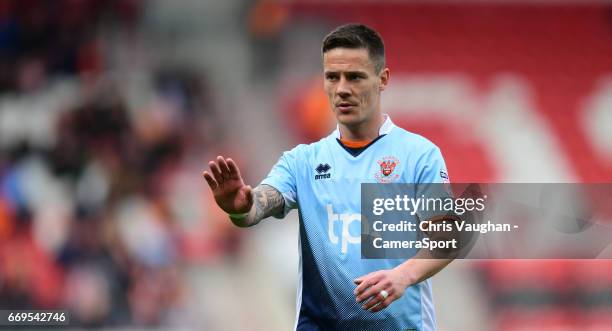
244,185,254,207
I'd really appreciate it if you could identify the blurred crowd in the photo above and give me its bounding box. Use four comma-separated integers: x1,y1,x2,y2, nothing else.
0,0,242,327
0,0,142,93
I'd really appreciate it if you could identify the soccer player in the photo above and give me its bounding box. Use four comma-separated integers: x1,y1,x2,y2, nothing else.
203,24,452,331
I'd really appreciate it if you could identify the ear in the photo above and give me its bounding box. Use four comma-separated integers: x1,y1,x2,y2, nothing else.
379,68,390,91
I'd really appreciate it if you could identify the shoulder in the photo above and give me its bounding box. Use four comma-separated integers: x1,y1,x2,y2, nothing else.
390,126,441,155
390,126,448,183
284,134,334,159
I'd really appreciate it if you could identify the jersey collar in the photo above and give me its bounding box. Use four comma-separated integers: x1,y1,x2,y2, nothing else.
332,114,395,139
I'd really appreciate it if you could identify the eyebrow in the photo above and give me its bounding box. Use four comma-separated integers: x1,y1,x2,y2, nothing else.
324,70,368,75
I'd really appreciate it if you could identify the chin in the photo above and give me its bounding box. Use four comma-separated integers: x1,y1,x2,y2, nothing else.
336,112,364,127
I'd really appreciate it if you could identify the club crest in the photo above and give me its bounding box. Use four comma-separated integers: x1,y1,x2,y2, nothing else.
375,156,400,183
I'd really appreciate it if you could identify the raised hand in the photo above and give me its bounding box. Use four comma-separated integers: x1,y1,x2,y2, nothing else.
202,156,253,214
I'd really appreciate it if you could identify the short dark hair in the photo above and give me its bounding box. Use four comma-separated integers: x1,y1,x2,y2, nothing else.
322,23,386,73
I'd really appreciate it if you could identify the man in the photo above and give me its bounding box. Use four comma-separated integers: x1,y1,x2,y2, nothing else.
203,24,452,331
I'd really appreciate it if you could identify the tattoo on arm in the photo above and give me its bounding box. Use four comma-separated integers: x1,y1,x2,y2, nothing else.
250,184,285,224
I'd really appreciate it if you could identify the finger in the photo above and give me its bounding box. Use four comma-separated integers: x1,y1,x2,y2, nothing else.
355,278,374,297
354,271,377,287
354,278,372,297
369,296,394,313
357,282,384,304
209,161,223,183
362,287,388,310
227,158,242,179
354,273,380,296
217,156,231,179
202,171,218,190
362,290,384,310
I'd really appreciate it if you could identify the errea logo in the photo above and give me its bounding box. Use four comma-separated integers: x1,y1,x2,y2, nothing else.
314,163,331,180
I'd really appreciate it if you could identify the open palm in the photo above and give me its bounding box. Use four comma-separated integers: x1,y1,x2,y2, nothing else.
202,156,253,214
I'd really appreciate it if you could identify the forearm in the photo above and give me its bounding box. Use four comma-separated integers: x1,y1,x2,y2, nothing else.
230,184,284,227
395,250,453,285
394,215,462,284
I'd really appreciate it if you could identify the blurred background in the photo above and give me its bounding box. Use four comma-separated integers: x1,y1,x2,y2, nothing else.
1,0,611,330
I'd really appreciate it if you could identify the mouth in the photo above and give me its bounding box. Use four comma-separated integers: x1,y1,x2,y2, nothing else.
336,102,357,113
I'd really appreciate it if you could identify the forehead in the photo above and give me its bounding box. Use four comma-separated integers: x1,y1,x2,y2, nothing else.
323,48,376,73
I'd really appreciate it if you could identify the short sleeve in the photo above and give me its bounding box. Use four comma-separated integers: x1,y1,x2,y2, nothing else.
414,145,453,222
260,147,301,218
415,146,450,184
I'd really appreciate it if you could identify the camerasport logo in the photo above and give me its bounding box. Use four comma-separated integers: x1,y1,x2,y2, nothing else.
375,156,400,183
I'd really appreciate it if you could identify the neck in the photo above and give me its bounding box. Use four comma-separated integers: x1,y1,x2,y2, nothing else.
339,113,385,141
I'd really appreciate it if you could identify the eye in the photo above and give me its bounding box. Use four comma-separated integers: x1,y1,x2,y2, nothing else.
325,73,339,81
347,73,364,81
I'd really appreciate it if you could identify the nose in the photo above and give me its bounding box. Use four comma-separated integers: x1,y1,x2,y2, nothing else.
336,77,351,98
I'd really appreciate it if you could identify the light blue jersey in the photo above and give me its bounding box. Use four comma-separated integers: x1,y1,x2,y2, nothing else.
261,115,449,331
